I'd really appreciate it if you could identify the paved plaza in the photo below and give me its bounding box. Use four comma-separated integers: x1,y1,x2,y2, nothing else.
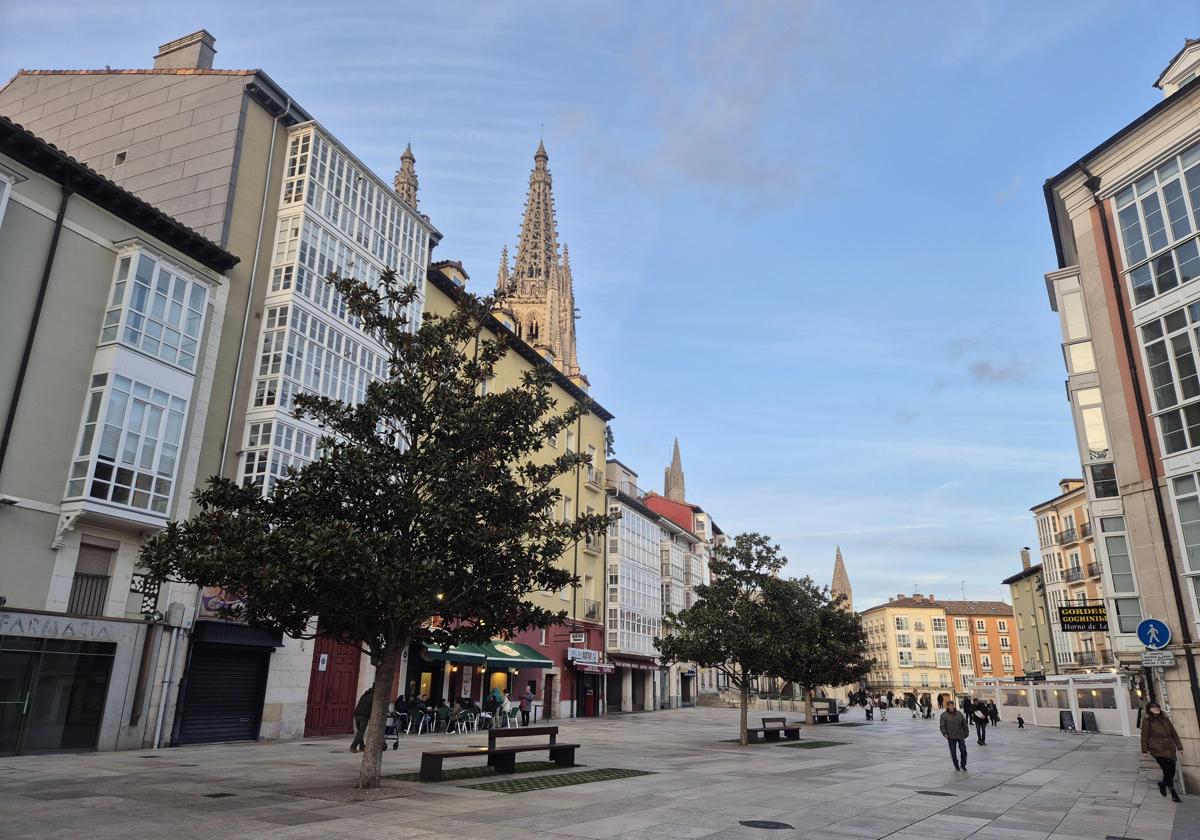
0,706,1195,840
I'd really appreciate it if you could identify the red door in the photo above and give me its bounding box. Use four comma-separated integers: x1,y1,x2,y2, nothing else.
304,638,361,736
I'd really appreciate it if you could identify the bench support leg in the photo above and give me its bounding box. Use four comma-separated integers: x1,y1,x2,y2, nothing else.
550,747,575,768
492,751,517,774
419,754,444,782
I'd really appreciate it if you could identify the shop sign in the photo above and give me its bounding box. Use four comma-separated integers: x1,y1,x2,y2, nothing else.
1140,650,1176,668
462,667,473,697
0,612,111,640
1058,605,1108,632
566,647,599,664
569,632,586,644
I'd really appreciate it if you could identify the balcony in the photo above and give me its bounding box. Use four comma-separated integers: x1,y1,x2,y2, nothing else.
1064,567,1084,583
583,599,601,621
1087,561,1102,578
1101,649,1115,665
1080,522,1092,538
1057,528,1077,545
1074,651,1098,667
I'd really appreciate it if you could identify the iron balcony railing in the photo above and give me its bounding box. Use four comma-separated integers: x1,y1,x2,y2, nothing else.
67,573,109,617
1101,649,1115,665
1074,651,1098,667
1064,567,1084,583
1087,561,1102,578
1080,522,1092,538
1057,528,1077,545
583,599,601,620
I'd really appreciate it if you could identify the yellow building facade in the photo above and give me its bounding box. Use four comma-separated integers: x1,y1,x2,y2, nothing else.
861,595,956,700
423,261,612,719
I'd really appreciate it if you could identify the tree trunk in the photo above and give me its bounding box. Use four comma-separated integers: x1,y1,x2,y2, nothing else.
357,643,402,789
739,680,749,746
804,686,815,728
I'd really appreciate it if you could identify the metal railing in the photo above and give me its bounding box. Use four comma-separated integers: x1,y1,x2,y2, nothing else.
1080,522,1092,538
1087,561,1102,578
67,573,109,617
586,467,601,488
1101,649,1115,665
1064,567,1084,582
583,599,601,620
1057,528,1077,545
1074,652,1098,667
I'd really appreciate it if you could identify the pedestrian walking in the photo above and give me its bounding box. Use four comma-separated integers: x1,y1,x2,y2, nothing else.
519,686,534,726
886,690,894,708
908,694,918,718
879,699,888,721
939,699,968,771
1017,714,1025,729
962,696,974,727
987,701,1000,726
350,688,373,752
971,703,989,745
1141,702,1183,803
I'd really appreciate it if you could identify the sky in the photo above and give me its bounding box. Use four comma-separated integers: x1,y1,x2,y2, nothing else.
3,0,1198,608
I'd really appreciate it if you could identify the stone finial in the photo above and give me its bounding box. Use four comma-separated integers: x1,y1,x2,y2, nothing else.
664,438,686,502
394,142,418,207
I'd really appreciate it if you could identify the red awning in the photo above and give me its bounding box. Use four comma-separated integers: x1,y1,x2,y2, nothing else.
574,662,615,674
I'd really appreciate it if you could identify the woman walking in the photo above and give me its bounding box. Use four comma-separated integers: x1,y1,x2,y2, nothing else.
1141,702,1183,803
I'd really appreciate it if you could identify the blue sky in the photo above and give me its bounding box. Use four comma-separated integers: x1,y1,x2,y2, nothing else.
4,1,1197,607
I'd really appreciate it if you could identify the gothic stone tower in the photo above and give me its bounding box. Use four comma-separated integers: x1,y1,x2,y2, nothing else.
664,438,686,502
393,142,418,207
496,141,582,380
831,546,852,611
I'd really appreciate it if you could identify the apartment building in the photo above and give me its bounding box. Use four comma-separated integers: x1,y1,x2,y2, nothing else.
942,601,1023,693
1003,549,1057,675
1031,479,1116,672
0,30,440,745
860,594,956,698
1041,39,1200,786
0,116,237,755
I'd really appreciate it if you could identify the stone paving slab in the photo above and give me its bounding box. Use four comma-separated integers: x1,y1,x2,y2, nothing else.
0,706,1193,839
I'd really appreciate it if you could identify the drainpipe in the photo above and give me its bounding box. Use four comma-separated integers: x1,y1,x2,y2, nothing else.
153,615,183,749
0,178,72,480
1085,168,1200,745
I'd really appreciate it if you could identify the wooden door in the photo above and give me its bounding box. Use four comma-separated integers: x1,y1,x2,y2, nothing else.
304,638,361,737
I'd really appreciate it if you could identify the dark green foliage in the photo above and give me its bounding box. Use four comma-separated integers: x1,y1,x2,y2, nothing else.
140,270,610,787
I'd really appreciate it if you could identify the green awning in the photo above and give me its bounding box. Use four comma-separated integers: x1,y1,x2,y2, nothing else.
482,641,553,669
424,643,487,664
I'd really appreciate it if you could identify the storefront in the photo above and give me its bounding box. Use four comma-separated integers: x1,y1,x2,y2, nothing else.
0,609,148,755
610,655,660,713
513,623,605,718
174,620,281,745
406,640,554,711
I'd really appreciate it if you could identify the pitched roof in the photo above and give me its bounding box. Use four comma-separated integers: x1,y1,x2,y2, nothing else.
938,600,1014,617
1155,37,1200,88
859,597,945,613
1002,563,1044,585
641,492,697,535
0,115,237,273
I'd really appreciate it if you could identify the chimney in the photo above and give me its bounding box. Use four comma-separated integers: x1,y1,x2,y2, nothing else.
929,594,935,601
897,593,905,601
154,30,216,70
1021,547,1031,570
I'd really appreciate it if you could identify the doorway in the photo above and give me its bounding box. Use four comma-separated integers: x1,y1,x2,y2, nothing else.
304,637,361,737
0,636,116,756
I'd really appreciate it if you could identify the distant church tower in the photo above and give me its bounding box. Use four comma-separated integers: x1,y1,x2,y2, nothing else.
495,141,582,382
831,546,852,611
393,143,418,207
664,438,686,502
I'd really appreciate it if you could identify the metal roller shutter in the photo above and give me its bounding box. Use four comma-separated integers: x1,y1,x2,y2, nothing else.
178,645,271,745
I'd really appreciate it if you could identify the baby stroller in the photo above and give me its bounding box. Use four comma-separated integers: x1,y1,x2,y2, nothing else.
384,710,405,750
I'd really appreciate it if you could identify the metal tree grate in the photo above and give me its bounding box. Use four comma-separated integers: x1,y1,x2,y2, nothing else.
464,767,654,793
386,761,566,782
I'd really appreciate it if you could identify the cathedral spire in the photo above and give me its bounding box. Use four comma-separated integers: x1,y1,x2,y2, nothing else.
496,244,510,292
831,546,852,611
394,142,418,207
664,438,686,502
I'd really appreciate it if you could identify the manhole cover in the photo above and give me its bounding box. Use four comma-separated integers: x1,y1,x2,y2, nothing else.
917,790,957,797
203,793,236,798
739,820,794,830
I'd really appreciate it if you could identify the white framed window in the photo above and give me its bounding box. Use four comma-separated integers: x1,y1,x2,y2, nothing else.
957,653,973,670
894,616,909,631
997,619,1008,633
935,651,951,668
956,634,970,650
898,651,913,666
939,674,950,688
1002,654,1014,672
954,618,969,631
999,636,1011,650
933,633,949,649
1113,144,1200,305
977,636,990,650
101,251,209,371
901,673,910,687
979,654,992,671
66,373,187,514
975,619,986,633
1100,516,1136,594
565,429,575,453
931,617,946,632
1114,597,1142,634
895,634,911,648
563,495,573,523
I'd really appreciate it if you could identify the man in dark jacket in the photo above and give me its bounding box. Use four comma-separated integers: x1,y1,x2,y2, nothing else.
971,702,989,745
350,688,373,753
939,699,969,771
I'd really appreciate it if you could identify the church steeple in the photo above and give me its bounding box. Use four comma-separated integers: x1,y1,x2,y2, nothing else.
394,143,418,207
496,141,582,379
664,438,686,502
831,547,852,611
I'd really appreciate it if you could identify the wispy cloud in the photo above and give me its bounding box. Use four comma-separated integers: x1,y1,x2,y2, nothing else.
968,360,1031,384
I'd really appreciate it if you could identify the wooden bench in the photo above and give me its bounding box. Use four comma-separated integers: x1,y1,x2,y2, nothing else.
810,701,840,724
746,716,802,743
419,725,578,781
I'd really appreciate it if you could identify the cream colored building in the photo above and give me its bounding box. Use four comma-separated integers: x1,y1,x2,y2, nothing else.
860,594,955,698
1003,550,1057,676
1031,479,1116,672
1042,38,1200,786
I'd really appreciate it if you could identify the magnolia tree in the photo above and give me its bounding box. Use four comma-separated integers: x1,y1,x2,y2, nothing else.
141,270,609,789
773,578,871,727
656,533,795,746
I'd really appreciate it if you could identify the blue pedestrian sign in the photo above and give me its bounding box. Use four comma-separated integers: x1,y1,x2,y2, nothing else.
1137,618,1171,650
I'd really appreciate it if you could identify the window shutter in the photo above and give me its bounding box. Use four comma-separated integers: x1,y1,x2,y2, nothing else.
75,544,113,576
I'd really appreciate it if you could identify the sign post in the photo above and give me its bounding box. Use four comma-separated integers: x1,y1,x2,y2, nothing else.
1136,619,1174,715
1136,618,1171,650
